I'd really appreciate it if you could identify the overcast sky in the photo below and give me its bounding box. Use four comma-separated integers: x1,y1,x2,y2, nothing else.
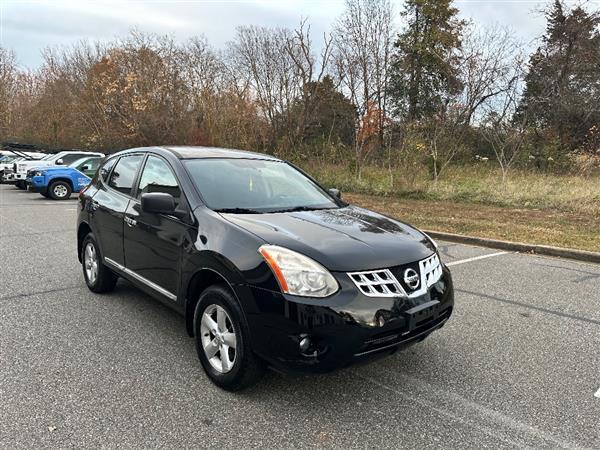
1,0,598,69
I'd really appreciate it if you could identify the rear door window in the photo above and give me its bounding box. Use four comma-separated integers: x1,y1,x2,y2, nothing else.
107,155,144,196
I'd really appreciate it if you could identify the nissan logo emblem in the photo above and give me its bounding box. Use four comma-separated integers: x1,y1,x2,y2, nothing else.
403,268,420,290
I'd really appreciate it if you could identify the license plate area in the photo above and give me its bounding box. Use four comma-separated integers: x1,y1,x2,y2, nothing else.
403,300,441,330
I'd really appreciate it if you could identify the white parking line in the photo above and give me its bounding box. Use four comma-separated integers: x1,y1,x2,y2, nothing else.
446,251,509,267
595,387,600,399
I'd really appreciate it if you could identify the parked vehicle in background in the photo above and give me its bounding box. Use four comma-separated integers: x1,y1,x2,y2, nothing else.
0,151,46,183
28,155,104,200
13,150,104,189
77,146,454,391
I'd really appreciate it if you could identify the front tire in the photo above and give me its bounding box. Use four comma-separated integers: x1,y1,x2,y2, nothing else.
81,233,118,293
48,181,72,200
194,285,264,391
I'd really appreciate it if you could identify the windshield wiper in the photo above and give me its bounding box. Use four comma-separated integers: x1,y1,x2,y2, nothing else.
214,207,262,214
270,206,332,213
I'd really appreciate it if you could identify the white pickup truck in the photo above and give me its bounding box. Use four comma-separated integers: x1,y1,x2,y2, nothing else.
12,150,105,189
0,151,46,184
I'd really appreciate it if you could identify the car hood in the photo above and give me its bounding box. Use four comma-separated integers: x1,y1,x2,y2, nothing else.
18,161,53,171
221,206,435,271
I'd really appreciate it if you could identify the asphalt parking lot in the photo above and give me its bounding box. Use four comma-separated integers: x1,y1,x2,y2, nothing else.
1,184,599,449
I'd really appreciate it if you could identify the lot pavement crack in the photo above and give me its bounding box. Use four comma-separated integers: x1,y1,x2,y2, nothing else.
1,230,72,238
0,285,83,301
458,288,600,326
358,374,577,449
532,262,600,283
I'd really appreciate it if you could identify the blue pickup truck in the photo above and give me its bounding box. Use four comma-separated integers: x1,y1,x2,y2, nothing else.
28,156,103,200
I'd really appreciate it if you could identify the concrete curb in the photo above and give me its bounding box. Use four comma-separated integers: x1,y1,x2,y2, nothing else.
423,230,600,264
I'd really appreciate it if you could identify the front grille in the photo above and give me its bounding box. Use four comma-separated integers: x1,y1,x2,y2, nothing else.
349,253,443,298
419,253,443,289
347,269,402,297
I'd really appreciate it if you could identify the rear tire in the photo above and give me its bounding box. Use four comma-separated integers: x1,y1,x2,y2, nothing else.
15,181,26,190
194,285,264,391
48,180,72,200
81,233,118,293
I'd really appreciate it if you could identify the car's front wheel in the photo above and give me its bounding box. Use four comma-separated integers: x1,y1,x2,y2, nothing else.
194,285,264,391
48,181,72,200
81,233,118,293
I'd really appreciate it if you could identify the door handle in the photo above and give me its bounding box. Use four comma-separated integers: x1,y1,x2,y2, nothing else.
90,200,99,212
125,216,137,227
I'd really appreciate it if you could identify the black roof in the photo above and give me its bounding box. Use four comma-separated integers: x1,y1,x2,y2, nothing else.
161,146,280,161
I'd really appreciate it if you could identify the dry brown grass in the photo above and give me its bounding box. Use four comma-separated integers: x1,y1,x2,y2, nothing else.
345,193,600,252
306,163,600,217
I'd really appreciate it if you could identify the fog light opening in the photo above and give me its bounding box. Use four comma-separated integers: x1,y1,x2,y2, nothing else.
299,336,311,353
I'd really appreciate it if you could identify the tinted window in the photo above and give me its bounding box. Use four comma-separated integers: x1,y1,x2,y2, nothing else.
99,157,117,182
137,156,181,205
108,155,143,196
184,158,337,212
60,154,88,165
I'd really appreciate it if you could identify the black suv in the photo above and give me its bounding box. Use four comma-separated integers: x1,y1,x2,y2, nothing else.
77,146,454,390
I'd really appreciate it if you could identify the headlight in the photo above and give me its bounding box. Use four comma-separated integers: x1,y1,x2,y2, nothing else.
34,171,44,177
258,245,339,298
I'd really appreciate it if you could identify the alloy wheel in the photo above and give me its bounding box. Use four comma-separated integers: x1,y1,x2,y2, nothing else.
84,242,98,284
200,304,237,373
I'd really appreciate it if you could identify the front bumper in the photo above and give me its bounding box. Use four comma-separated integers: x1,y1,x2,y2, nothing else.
2,173,15,183
28,176,47,193
246,265,454,373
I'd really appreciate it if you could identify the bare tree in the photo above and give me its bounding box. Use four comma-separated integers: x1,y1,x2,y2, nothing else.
481,55,530,183
425,26,524,183
0,47,18,139
332,0,393,178
226,21,334,154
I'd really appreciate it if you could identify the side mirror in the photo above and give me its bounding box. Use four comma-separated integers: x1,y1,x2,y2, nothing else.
141,192,175,215
81,165,90,171
56,159,64,165
328,188,341,199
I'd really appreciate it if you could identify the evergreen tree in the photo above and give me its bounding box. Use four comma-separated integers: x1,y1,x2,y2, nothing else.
388,0,466,121
286,76,356,147
518,0,600,151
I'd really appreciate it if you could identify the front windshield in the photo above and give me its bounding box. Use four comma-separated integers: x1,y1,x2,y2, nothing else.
184,158,338,213
0,155,16,163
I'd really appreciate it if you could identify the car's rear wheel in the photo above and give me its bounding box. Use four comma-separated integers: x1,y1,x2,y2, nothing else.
48,181,72,200
194,285,264,391
15,181,26,189
81,233,118,293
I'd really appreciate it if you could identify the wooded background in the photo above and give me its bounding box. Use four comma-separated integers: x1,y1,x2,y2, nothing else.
1,0,599,182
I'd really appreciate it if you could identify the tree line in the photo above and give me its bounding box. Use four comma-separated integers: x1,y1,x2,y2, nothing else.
0,0,598,181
